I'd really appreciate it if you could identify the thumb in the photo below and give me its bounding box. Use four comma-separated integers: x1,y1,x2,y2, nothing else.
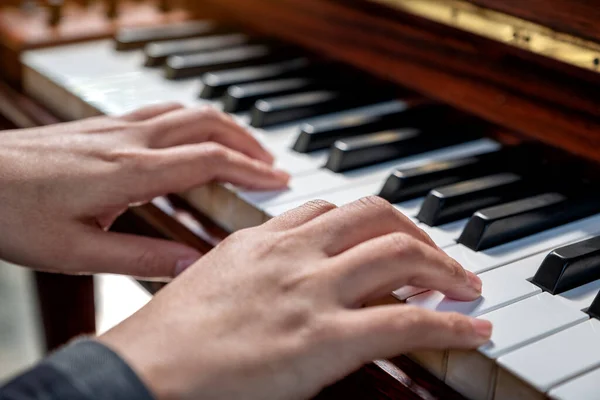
72,228,202,278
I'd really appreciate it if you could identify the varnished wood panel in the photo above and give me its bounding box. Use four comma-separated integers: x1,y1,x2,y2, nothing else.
195,0,600,165
467,0,600,43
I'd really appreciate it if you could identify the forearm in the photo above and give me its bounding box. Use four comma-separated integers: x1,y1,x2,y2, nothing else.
0,339,154,400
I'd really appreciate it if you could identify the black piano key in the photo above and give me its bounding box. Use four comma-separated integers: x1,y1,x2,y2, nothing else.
200,57,315,99
532,236,600,295
292,103,444,153
458,193,600,251
165,44,294,80
223,77,326,113
586,290,600,320
116,21,221,51
325,128,478,173
144,33,252,67
378,148,509,203
417,173,531,227
250,90,394,128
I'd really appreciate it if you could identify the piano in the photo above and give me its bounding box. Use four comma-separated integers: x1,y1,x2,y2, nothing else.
6,0,600,399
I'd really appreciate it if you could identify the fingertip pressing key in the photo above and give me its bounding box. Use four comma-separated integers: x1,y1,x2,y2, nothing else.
467,271,482,294
471,318,493,341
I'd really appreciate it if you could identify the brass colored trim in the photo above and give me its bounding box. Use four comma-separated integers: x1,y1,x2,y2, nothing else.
371,0,600,73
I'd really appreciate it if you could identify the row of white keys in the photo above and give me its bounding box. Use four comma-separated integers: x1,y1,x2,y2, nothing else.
237,138,501,210
550,356,600,399
407,213,600,313
27,42,449,178
495,281,600,396
498,319,600,397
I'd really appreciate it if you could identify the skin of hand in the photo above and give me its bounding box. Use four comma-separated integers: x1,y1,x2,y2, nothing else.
0,103,289,278
99,198,491,400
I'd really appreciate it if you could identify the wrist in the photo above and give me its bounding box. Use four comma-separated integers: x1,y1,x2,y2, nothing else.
98,323,179,400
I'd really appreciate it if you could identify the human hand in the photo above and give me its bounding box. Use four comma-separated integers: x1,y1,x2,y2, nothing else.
0,103,288,278
99,198,491,400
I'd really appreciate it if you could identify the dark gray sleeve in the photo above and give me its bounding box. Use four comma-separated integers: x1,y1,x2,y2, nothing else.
0,338,155,400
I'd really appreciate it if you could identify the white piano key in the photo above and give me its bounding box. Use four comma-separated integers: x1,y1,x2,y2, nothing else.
240,138,501,210
559,279,600,311
272,150,328,176
392,286,428,301
445,213,600,275
418,218,466,249
549,362,600,400
499,319,600,393
478,292,588,359
407,251,547,316
23,40,144,82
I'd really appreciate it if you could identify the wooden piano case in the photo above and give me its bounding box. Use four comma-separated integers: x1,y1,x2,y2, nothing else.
186,0,599,164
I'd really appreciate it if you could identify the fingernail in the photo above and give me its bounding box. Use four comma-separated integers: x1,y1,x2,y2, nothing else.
467,272,482,293
471,318,492,339
175,257,199,276
274,168,291,182
263,152,275,165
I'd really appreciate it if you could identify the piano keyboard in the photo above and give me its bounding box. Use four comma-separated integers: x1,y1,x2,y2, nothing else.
20,21,600,400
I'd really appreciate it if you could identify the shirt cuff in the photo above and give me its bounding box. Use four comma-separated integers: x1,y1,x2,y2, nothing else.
45,338,155,400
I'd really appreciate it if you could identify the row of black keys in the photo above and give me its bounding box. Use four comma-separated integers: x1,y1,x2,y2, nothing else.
377,143,600,253
114,22,401,129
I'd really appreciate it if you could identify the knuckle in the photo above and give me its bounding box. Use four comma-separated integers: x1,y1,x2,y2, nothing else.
357,195,393,213
202,142,230,161
442,256,467,281
198,105,222,121
133,249,169,276
388,233,421,258
446,313,474,336
102,148,154,170
301,199,337,214
400,306,427,328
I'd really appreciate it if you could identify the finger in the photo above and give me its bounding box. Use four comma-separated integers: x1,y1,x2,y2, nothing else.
143,106,274,164
262,200,338,231
132,143,289,201
330,232,481,306
119,103,185,122
71,228,202,277
299,196,437,256
341,306,492,361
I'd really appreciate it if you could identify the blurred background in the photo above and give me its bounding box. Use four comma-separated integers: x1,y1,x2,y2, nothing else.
0,262,152,384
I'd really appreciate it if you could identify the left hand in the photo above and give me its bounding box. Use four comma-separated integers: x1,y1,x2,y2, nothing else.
0,103,289,278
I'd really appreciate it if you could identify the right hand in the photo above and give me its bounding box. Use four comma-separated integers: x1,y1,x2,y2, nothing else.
99,197,491,400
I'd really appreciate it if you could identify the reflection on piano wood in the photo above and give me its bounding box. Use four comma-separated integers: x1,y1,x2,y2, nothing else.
17,1,600,398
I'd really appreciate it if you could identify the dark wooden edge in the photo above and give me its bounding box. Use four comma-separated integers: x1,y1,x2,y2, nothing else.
192,0,600,166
